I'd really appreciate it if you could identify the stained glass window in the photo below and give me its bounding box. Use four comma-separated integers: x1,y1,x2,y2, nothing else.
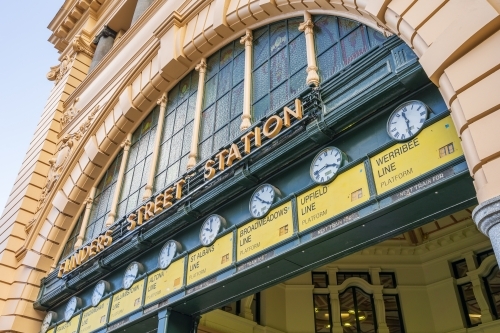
252,17,307,122
314,16,386,82
59,211,84,262
84,151,123,243
198,39,245,161
116,107,160,219
154,70,198,191
339,287,377,332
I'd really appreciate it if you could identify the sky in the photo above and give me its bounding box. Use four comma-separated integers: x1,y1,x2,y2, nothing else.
0,1,62,211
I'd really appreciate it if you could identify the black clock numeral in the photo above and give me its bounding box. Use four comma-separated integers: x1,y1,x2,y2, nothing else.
420,111,426,116
401,134,406,139
395,132,400,138
320,177,324,182
391,127,396,132
396,113,400,117
420,118,425,123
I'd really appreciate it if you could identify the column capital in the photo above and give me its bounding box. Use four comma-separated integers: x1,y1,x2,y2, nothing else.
93,25,117,45
240,29,253,46
195,58,207,74
157,92,167,108
299,19,314,34
121,138,132,149
472,195,500,235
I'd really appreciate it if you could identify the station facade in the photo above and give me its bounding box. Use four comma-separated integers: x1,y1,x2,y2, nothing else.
1,1,500,333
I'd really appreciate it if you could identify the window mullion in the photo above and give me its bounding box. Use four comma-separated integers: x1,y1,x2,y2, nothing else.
240,29,253,131
299,11,319,87
328,285,342,330
74,186,97,249
104,134,132,226
187,58,207,169
142,92,167,200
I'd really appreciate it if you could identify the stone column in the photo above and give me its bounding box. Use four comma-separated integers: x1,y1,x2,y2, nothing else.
88,26,117,72
240,29,253,131
105,135,132,227
328,288,343,333
473,196,500,265
372,288,389,333
239,295,254,320
74,187,96,249
142,92,167,200
298,12,320,87
187,58,207,169
131,0,154,25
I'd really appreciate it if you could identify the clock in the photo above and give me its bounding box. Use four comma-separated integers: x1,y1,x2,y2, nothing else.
158,240,182,269
310,146,344,184
249,184,281,218
92,280,110,307
40,311,56,333
199,215,227,246
123,262,143,289
387,100,429,141
64,296,81,321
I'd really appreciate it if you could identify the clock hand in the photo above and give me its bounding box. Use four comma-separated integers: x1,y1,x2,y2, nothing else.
256,195,272,205
400,111,412,136
314,163,338,176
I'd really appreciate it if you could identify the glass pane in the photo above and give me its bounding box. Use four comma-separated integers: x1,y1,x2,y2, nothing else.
234,38,245,55
214,127,229,151
318,44,342,81
253,30,269,68
383,296,403,333
270,82,288,111
270,48,288,89
157,139,171,172
201,105,215,140
215,94,231,130
380,273,396,288
220,43,234,68
230,118,241,140
163,112,176,142
182,121,193,156
341,26,369,66
231,82,244,119
233,52,245,84
313,273,328,288
368,28,385,48
453,260,469,279
204,75,217,108
339,289,356,329
270,21,287,54
199,138,213,161
287,17,302,41
314,16,339,55
187,94,197,122
253,62,269,102
486,267,500,317
253,95,269,122
339,18,359,37
167,85,179,112
166,161,180,185
218,64,232,97
290,69,306,97
206,52,220,78
173,101,188,133
313,294,331,332
178,75,191,102
355,289,375,333
190,71,199,95
289,34,307,74
170,130,184,163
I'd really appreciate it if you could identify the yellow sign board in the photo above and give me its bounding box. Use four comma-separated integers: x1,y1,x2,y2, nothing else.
370,116,462,194
298,163,370,232
47,328,55,333
109,279,145,322
237,201,294,261
187,233,233,285
145,257,185,305
55,314,80,333
79,298,110,333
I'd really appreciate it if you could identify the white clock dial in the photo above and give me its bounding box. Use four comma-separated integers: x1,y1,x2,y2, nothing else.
159,240,181,269
310,147,344,184
123,262,140,289
64,296,80,321
92,280,108,307
199,215,225,246
387,100,428,141
40,311,55,333
249,184,279,218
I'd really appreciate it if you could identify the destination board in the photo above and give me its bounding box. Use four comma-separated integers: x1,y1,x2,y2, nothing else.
109,279,145,322
298,163,370,232
79,298,110,333
370,116,462,194
145,257,185,305
237,201,294,261
48,328,54,333
187,233,233,285
55,314,80,333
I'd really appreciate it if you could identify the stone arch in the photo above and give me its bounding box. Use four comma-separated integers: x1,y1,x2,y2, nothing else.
2,1,500,331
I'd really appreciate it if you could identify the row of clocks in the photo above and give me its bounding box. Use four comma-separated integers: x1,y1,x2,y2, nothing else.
42,100,429,332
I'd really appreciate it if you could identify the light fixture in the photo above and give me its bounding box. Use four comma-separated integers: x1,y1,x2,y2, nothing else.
469,314,482,318
324,313,329,317
348,309,355,315
315,308,318,313
326,324,331,328
344,322,351,327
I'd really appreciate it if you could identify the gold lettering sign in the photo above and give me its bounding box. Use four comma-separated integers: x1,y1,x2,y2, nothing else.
370,116,462,194
145,258,185,306
109,279,145,322
55,314,81,333
298,163,370,232
187,233,233,285
58,229,113,277
237,202,294,261
126,99,304,229
79,298,110,333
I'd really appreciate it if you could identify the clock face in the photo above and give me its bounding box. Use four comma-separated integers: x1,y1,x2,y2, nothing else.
199,215,224,246
64,296,79,321
249,184,276,218
159,240,180,269
92,280,108,307
310,147,343,184
123,262,139,289
387,100,428,141
40,312,55,333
